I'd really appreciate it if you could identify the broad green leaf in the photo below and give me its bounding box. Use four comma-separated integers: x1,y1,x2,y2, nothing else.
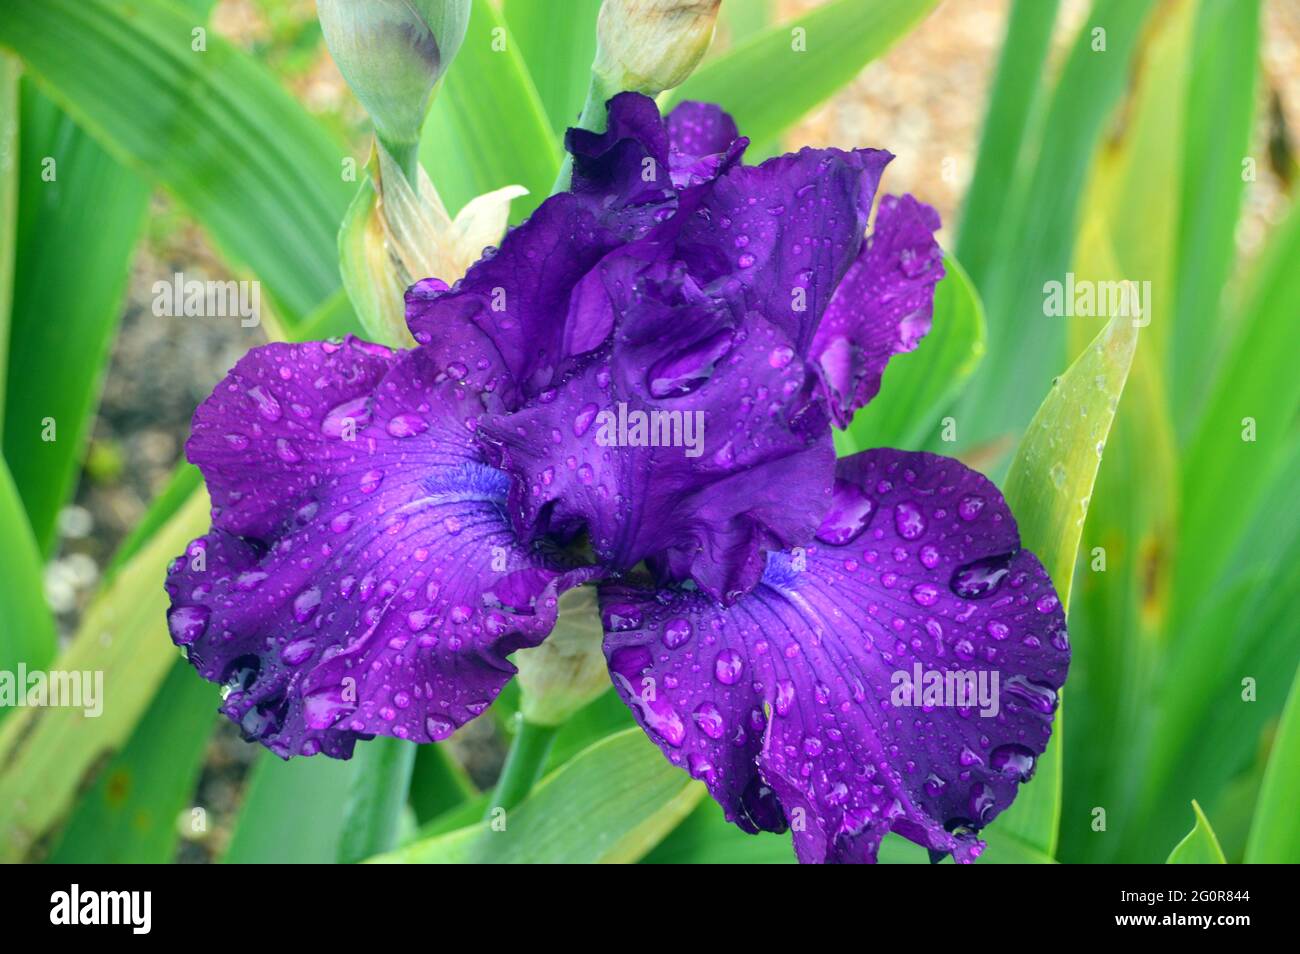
544,687,635,771
1002,314,1138,611
3,0,218,553
0,486,210,861
503,0,601,136
370,729,703,863
46,661,217,863
420,0,558,220
664,0,939,151
336,738,418,863
955,0,1059,290
956,0,1156,449
0,0,353,325
1176,196,1300,624
296,287,362,342
643,800,795,865
719,0,772,45
1140,528,1300,863
409,742,476,826
4,82,150,554
1244,664,1300,863
1136,442,1300,859
1049,2,1191,861
0,456,57,686
1166,801,1226,864
834,255,985,456
221,753,360,864
1169,0,1260,437
984,313,1139,858
0,52,17,423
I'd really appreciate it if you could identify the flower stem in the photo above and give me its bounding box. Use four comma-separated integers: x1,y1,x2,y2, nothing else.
486,715,558,816
550,75,614,196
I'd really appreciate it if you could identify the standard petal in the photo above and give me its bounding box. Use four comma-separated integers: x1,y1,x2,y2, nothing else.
599,448,1069,863
405,94,747,410
566,90,673,204
673,145,892,353
810,194,946,427
170,342,597,757
666,100,747,187
477,267,835,603
404,195,630,408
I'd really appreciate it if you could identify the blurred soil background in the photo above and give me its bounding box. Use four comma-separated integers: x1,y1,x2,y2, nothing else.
38,0,1299,860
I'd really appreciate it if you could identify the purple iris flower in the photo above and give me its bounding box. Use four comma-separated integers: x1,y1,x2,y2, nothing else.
165,93,1068,863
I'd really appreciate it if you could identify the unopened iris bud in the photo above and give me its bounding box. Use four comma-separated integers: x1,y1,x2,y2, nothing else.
318,0,470,157
592,0,721,97
513,587,609,727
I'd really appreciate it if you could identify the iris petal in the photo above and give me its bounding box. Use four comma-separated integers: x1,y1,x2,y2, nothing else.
598,448,1069,863
811,194,946,426
170,340,596,757
477,266,834,603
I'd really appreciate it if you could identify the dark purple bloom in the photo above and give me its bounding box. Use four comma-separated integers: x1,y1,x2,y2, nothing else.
167,93,1067,863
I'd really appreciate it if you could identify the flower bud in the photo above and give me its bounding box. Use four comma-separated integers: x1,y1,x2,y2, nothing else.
514,587,609,727
318,0,470,152
592,0,720,97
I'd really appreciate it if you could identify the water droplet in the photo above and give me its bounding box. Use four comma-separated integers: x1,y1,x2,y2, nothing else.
425,715,455,739
815,479,876,545
662,617,692,649
406,609,434,632
957,494,985,522
387,413,428,438
293,586,322,623
573,403,600,437
1003,674,1058,714
714,649,744,685
911,582,940,606
894,501,926,540
236,571,268,592
167,605,209,645
949,552,1015,599
246,386,281,422
692,702,725,739
603,604,643,632
775,679,796,715
610,646,685,746
303,686,355,729
275,438,301,463
968,783,996,826
647,329,734,398
991,743,1036,781
281,638,315,666
322,397,372,437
